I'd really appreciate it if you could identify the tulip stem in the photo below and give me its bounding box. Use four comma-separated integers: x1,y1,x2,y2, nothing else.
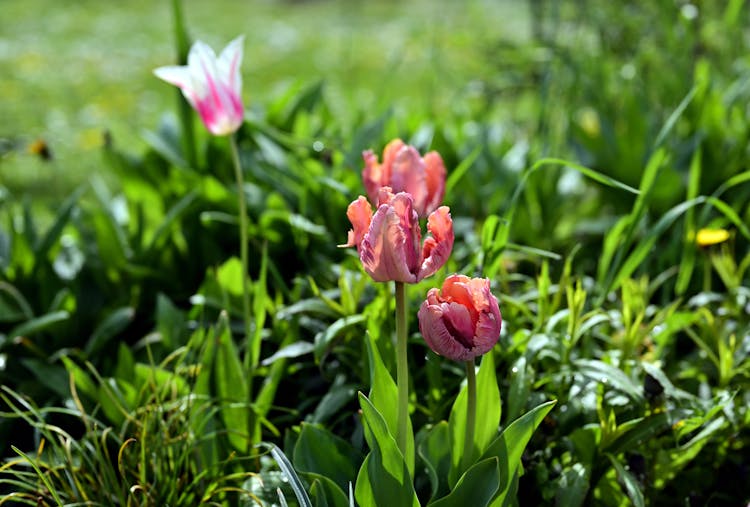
394,281,410,460
462,359,477,474
229,135,253,371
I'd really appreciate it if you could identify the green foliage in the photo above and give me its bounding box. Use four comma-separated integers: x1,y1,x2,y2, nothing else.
3,0,750,505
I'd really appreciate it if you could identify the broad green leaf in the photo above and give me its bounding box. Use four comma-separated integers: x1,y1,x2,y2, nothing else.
293,423,362,492
506,356,529,423
429,457,500,507
314,314,367,362
418,421,451,501
8,310,69,340
20,359,69,399
605,413,671,456
216,257,245,297
481,400,556,504
555,463,590,507
307,475,350,507
448,354,501,487
365,333,415,477
573,359,644,403
261,341,314,366
60,356,97,400
355,393,419,507
84,307,134,357
156,293,186,350
606,454,644,507
33,186,85,260
144,190,198,253
214,312,249,453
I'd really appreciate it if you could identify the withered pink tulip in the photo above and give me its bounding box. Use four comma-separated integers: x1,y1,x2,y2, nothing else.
362,139,446,218
418,275,501,361
154,36,245,136
342,187,453,283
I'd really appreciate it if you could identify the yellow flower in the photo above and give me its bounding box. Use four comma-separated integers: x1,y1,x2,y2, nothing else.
696,228,730,247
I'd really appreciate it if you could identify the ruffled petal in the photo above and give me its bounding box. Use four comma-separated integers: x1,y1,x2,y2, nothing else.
418,206,454,281
440,274,480,324
340,196,373,248
362,150,384,205
472,306,502,354
359,202,417,283
390,145,428,217
418,301,475,361
382,138,406,171
442,302,476,349
423,151,446,216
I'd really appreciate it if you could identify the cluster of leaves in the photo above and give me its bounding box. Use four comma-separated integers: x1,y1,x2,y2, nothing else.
1,0,750,505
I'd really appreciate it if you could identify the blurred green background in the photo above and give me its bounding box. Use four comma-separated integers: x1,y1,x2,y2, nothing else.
0,0,529,195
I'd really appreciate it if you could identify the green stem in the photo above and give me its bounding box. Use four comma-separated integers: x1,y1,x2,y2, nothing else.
229,135,253,372
461,359,477,473
394,281,410,458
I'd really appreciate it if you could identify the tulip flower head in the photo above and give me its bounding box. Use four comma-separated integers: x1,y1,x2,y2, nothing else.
362,139,446,218
418,275,501,361
154,36,245,136
342,187,453,283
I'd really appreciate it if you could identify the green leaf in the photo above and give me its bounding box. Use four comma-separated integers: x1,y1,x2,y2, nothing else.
418,421,451,501
446,147,481,193
216,257,245,297
606,454,644,507
365,332,415,477
261,341,314,366
573,359,644,403
214,312,249,453
314,314,367,362
448,354,501,487
355,393,419,507
555,463,590,507
84,307,134,357
307,475,350,507
268,443,313,507
480,400,556,504
505,356,529,424
60,356,97,400
293,423,362,492
429,457,500,507
156,293,186,350
144,189,198,253
33,186,85,259
8,310,69,340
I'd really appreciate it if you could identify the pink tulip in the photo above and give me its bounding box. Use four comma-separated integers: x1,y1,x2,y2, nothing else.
154,36,245,136
418,275,501,361
342,187,453,283
362,139,447,218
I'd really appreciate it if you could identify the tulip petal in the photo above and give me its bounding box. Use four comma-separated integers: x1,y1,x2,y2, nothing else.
440,274,480,324
442,302,476,349
391,146,428,216
360,201,418,283
362,149,384,205
153,65,194,91
423,151,446,216
382,138,406,171
218,35,245,94
473,308,502,354
341,196,373,248
418,301,475,361
154,37,244,136
418,206,453,281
